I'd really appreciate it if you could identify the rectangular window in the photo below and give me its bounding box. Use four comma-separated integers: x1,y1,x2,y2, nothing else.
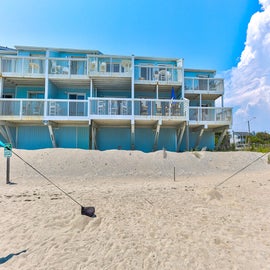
140,66,153,80
105,63,123,73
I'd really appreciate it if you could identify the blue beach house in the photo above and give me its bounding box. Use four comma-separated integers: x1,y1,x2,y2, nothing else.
0,46,232,151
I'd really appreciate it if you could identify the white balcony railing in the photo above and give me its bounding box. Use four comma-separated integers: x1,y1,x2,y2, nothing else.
134,99,188,118
0,99,89,118
47,99,88,117
0,56,46,76
0,55,132,77
48,58,87,76
0,98,232,124
88,98,132,116
134,65,182,84
184,77,224,92
88,56,132,77
189,107,232,122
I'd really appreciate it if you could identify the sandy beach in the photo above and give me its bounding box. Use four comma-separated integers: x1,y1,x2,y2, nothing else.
0,149,270,269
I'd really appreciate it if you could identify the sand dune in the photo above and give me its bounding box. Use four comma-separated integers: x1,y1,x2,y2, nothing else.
0,149,270,269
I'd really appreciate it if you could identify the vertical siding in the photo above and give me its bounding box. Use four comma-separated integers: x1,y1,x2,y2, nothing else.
135,128,154,152
158,128,177,152
54,127,76,148
97,127,131,151
135,128,177,152
77,127,89,149
54,126,89,149
188,130,215,150
17,126,51,149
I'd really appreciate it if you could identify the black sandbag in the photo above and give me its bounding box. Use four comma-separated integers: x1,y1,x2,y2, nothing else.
81,206,96,218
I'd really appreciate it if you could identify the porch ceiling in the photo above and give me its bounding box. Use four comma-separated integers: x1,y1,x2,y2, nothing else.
3,77,45,88
134,119,185,127
185,93,222,101
189,123,230,130
92,119,186,128
91,77,132,90
50,78,90,88
92,119,131,127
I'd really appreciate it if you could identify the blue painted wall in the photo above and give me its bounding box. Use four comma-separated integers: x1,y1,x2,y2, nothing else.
16,86,45,98
3,88,16,96
135,127,177,152
97,127,131,150
95,127,178,152
184,70,215,78
47,84,90,100
16,126,89,149
18,50,46,56
158,128,177,151
77,127,89,149
187,130,215,150
97,90,131,98
48,81,58,98
135,128,154,152
134,59,176,66
17,126,52,149
54,126,89,149
48,51,87,58
4,124,216,151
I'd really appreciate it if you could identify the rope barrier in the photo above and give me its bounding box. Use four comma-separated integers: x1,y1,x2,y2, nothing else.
214,151,269,189
10,149,84,207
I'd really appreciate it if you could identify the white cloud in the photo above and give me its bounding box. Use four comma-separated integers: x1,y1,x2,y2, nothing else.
224,0,270,132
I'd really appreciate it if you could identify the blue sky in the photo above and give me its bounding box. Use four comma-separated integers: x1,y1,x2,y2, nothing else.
1,0,269,132
2,0,260,70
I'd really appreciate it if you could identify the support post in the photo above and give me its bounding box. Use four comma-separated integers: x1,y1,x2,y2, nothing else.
194,127,205,149
6,157,10,184
0,77,3,97
216,128,227,149
131,120,135,150
48,124,57,148
153,120,161,151
176,123,186,152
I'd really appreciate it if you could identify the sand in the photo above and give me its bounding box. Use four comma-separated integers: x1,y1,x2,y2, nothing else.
0,149,270,269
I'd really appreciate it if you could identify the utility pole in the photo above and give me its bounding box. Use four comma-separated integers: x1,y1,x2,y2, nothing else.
247,117,256,134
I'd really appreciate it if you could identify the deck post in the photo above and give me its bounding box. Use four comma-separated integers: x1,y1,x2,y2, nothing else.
176,123,186,152
91,121,98,150
0,125,9,141
131,120,135,150
194,126,205,149
48,123,57,148
153,120,161,151
216,128,227,149
0,77,3,97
